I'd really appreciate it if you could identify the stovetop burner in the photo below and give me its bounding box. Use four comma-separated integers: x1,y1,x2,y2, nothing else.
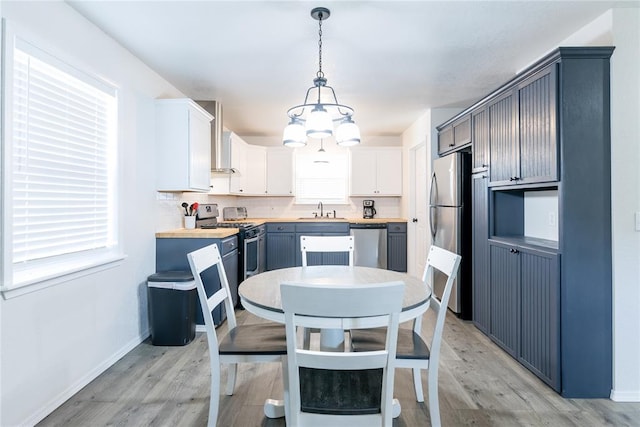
199,222,256,230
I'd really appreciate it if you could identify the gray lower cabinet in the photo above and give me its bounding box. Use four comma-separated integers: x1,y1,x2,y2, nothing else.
156,236,239,326
488,239,560,391
387,222,407,272
295,223,351,266
472,174,490,334
266,223,296,270
266,221,406,271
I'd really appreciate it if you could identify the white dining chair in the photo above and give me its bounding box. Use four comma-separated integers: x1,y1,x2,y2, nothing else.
187,243,288,426
300,235,355,267
300,235,355,349
281,280,405,426
350,245,461,427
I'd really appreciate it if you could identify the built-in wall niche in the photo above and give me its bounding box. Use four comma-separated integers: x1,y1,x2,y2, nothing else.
491,187,559,250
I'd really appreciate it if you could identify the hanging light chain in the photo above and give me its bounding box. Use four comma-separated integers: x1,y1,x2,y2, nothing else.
317,12,324,79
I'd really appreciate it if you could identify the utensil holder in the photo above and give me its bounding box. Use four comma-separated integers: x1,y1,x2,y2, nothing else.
184,216,196,229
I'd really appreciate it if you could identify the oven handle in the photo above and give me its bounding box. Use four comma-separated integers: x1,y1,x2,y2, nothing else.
244,234,260,280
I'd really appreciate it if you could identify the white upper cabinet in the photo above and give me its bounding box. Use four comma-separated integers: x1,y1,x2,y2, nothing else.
266,148,294,196
229,133,268,196
350,147,402,196
229,133,248,194
156,99,213,192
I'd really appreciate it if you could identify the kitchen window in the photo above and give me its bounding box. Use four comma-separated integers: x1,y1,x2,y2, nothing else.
1,25,120,297
294,145,349,204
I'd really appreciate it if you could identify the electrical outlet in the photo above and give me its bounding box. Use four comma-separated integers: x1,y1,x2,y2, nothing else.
635,212,640,231
548,212,557,227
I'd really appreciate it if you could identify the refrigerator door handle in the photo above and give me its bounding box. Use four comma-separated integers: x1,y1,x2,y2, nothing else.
429,172,437,206
429,206,437,239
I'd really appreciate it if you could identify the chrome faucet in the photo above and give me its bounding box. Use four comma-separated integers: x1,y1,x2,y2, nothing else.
317,201,324,218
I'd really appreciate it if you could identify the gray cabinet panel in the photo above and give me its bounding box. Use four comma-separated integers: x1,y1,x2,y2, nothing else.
437,114,471,155
472,174,490,333
489,92,518,186
489,242,520,357
266,232,296,270
387,231,407,272
472,108,489,173
519,249,560,391
518,67,558,184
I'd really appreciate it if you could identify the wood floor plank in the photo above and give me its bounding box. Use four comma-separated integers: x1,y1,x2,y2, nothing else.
37,309,640,427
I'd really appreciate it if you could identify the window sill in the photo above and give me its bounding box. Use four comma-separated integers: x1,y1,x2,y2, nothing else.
1,253,127,299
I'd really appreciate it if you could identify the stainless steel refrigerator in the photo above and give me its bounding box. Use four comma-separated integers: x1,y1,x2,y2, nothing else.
429,151,472,319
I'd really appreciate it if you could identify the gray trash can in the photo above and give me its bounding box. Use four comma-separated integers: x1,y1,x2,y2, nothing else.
147,271,196,346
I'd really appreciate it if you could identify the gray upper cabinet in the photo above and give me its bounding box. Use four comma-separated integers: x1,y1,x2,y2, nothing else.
517,67,558,185
488,66,558,187
488,90,519,186
438,114,471,155
471,108,489,173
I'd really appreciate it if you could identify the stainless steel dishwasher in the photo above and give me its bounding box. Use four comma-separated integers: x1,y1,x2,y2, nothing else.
350,223,387,269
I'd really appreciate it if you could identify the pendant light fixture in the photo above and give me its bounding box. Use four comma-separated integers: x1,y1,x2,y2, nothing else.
313,139,330,164
283,7,361,148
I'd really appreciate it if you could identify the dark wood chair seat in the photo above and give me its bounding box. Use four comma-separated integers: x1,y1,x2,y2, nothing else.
220,323,287,355
350,328,430,360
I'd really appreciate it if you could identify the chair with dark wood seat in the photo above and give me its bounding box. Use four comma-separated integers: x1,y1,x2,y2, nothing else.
350,245,461,427
187,243,288,426
281,280,405,426
300,235,355,349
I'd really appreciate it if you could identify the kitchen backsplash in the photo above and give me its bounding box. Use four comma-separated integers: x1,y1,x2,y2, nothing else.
156,192,402,231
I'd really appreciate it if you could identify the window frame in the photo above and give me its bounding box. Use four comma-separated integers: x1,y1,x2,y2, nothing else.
1,20,124,298
293,144,351,205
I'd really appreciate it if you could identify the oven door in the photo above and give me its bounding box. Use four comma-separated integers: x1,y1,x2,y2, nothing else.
244,234,259,279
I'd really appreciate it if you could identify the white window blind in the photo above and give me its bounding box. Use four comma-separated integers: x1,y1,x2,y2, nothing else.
6,37,118,291
295,147,349,204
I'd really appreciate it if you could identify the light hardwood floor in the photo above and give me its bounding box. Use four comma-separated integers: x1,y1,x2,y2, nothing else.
38,309,640,426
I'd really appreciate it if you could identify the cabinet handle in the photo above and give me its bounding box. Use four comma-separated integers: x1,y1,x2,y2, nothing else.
277,226,284,230
509,248,520,254
449,143,455,147
412,218,418,223
509,176,520,182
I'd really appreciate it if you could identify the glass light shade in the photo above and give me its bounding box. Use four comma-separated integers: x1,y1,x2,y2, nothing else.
335,117,361,146
283,119,307,147
305,105,333,139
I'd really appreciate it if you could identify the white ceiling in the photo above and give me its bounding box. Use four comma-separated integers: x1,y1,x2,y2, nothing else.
67,0,635,142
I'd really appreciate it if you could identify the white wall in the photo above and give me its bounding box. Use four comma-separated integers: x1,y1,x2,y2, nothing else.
0,2,184,425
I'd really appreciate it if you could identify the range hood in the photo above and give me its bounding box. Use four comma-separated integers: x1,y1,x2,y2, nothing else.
196,100,235,174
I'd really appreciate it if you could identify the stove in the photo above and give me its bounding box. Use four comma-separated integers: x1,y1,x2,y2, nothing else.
202,221,257,229
194,204,265,293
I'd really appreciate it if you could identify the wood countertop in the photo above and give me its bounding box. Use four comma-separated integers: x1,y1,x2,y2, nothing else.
155,228,239,238
156,218,407,238
249,218,407,224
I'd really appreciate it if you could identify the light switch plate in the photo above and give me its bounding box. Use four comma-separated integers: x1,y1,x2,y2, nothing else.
636,212,640,231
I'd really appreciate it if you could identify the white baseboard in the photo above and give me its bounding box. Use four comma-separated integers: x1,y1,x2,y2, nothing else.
23,330,150,426
610,389,640,402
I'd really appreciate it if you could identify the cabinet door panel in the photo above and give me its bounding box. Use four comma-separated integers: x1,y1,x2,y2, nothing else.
266,233,296,270
387,232,407,272
472,174,490,333
350,150,377,195
472,108,489,172
518,67,558,184
438,126,454,154
519,249,560,391
489,243,519,356
375,149,403,195
489,92,518,186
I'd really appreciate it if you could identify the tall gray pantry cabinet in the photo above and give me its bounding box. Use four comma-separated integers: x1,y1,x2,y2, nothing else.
439,47,614,398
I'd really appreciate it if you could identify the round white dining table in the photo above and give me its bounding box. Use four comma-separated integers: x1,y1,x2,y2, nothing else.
238,265,431,420
240,265,431,324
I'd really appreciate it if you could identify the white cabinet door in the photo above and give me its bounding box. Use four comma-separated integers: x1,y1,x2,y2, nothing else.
245,145,267,195
229,134,247,194
156,99,213,192
266,148,293,196
350,148,402,196
375,149,402,196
